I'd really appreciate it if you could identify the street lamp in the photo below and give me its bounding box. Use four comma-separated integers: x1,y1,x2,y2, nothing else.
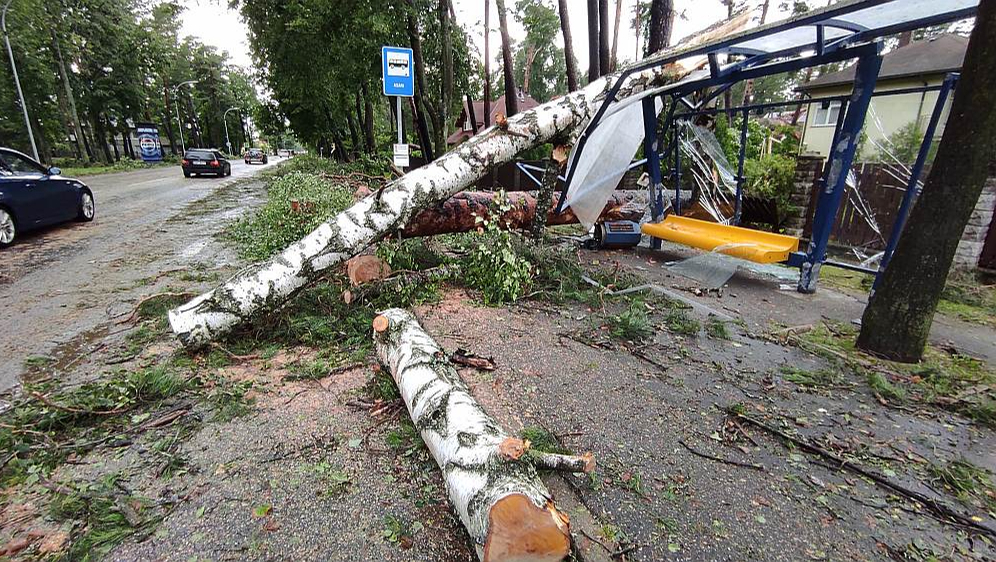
2,0,38,161
223,107,241,156
171,80,198,153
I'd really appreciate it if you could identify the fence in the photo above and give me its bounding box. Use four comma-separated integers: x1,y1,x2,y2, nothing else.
801,160,930,253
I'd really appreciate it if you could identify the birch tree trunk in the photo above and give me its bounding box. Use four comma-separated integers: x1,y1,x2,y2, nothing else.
167,18,746,347
373,309,571,561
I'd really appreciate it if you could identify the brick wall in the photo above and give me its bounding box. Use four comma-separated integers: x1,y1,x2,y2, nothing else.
953,177,996,268
785,155,824,238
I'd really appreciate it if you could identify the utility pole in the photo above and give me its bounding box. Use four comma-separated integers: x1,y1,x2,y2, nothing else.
223,107,241,155
2,0,38,161
171,80,198,153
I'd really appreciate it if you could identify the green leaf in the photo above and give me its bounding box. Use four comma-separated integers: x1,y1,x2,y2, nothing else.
253,504,272,518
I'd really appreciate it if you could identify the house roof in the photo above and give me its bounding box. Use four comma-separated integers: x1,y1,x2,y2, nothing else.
800,34,968,91
447,92,541,144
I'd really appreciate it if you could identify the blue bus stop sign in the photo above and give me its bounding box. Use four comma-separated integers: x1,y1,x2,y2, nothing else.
382,46,415,97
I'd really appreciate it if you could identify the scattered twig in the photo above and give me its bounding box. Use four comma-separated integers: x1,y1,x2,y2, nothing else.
733,412,996,538
679,439,765,472
117,292,193,324
450,349,496,371
611,542,644,559
210,343,260,361
577,528,612,553
29,391,130,417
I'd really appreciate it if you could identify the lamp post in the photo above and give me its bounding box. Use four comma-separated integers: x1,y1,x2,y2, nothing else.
2,0,38,161
223,107,241,156
171,80,198,153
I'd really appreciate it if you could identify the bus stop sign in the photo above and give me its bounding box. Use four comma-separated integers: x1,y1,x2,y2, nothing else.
381,46,415,97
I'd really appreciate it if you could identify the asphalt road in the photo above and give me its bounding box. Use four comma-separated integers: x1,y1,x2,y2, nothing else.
0,158,283,393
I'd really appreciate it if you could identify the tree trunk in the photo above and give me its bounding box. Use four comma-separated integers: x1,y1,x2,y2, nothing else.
50,26,86,161
646,0,674,55
166,18,747,346
496,0,518,116
93,115,112,164
557,0,579,92
484,0,492,125
362,85,376,153
440,0,453,146
402,190,641,238
531,160,563,238
857,1,996,363
410,98,435,161
587,0,600,80
598,0,610,77
346,112,361,153
522,45,538,95
373,309,572,561
610,0,623,71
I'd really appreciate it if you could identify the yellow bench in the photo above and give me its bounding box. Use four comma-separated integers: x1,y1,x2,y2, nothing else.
641,216,800,264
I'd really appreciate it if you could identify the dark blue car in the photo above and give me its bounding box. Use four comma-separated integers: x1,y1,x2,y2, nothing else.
0,148,95,248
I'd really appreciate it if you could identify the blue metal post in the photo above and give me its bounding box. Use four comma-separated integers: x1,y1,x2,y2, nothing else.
798,46,883,294
673,118,682,216
873,72,958,291
642,97,664,249
734,108,749,225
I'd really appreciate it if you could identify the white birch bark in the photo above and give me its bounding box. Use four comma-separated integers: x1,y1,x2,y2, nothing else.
167,15,751,347
373,309,570,561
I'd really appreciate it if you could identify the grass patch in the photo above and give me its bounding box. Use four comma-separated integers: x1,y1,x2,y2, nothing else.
664,308,700,336
608,302,654,342
57,157,174,178
364,368,401,402
705,318,731,339
797,321,995,426
938,271,996,328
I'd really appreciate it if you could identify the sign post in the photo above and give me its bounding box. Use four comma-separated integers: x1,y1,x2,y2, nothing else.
381,46,414,170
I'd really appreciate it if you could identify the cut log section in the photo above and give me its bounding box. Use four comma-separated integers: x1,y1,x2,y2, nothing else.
401,190,642,238
373,309,576,561
168,14,752,347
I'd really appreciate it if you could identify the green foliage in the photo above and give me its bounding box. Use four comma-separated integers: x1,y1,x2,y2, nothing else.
744,154,798,224
512,0,568,103
875,120,937,165
462,193,534,305
928,459,996,511
608,303,654,342
520,426,571,455
226,171,353,262
866,371,907,402
49,476,158,562
778,365,841,388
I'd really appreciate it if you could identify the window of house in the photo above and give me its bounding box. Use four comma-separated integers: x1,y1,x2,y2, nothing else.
813,100,842,127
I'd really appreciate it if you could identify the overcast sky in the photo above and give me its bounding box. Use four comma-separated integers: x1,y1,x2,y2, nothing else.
179,0,794,75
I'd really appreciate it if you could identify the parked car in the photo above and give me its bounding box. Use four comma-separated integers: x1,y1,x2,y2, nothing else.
277,149,291,157
244,148,268,165
0,147,95,248
181,149,231,177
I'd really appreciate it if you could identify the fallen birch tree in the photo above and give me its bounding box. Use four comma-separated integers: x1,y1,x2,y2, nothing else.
373,309,592,561
168,15,751,347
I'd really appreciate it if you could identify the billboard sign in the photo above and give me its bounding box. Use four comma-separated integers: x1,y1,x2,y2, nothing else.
134,122,163,162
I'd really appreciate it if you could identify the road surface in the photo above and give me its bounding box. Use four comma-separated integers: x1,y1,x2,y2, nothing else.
0,158,283,393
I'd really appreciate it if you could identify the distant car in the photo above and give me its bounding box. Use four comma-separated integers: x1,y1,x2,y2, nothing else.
181,149,231,177
245,148,268,165
277,149,291,157
0,148,95,248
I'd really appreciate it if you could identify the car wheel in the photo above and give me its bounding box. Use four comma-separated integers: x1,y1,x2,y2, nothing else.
77,191,95,222
183,170,191,177
0,208,16,247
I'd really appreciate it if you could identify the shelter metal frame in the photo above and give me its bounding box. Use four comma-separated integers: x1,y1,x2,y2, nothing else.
552,0,976,293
